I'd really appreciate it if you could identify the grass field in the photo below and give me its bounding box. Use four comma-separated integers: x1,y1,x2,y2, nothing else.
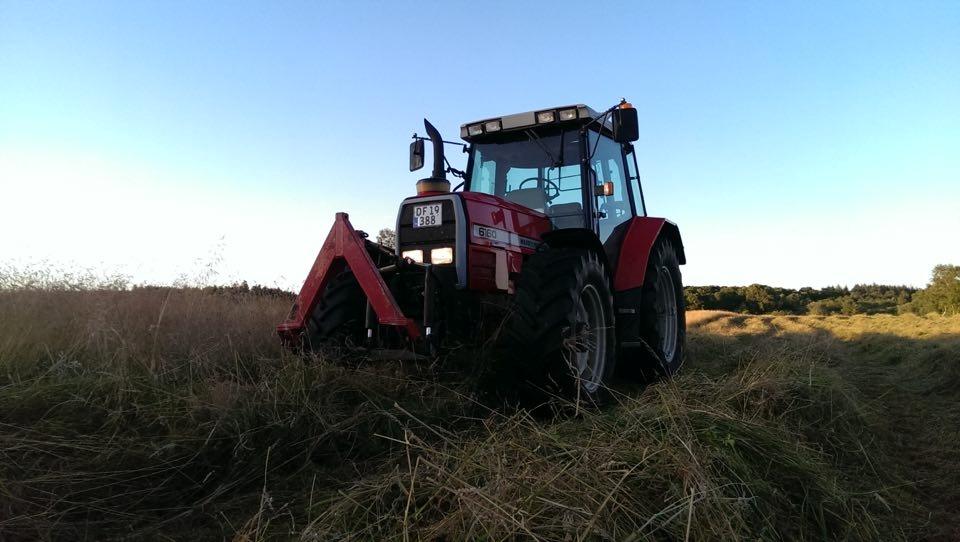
1,288,958,540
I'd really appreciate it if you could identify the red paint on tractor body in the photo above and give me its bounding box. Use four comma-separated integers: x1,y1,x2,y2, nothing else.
611,216,670,291
459,192,551,292
276,212,419,345
457,192,674,294
460,192,551,239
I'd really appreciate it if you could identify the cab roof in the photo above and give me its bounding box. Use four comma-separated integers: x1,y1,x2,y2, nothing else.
459,104,611,141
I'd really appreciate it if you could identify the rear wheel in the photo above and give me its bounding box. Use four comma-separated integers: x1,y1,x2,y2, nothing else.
495,248,616,403
304,271,366,350
637,240,686,375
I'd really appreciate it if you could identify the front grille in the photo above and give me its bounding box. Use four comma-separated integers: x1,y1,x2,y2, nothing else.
397,199,457,249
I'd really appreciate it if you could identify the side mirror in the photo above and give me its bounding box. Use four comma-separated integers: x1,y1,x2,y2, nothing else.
612,105,639,143
409,139,425,171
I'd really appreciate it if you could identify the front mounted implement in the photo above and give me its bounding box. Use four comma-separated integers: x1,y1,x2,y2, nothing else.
276,212,421,348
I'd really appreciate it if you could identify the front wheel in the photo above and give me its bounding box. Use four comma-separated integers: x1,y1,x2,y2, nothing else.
495,248,616,403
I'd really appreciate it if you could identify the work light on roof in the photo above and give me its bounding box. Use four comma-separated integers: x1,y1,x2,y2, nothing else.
467,124,484,136
483,120,502,132
536,110,556,123
558,108,578,121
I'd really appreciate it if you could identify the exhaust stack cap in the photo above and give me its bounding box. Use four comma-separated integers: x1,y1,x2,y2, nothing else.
417,119,450,195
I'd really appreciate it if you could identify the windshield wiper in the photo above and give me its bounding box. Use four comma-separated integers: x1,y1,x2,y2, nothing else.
523,129,559,168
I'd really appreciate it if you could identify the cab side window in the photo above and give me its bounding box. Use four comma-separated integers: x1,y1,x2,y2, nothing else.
589,132,632,241
470,148,497,195
625,145,645,216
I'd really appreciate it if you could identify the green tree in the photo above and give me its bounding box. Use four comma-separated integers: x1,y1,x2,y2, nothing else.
744,284,774,313
376,228,397,249
907,265,960,315
685,289,705,310
714,287,746,312
839,296,859,315
808,298,843,315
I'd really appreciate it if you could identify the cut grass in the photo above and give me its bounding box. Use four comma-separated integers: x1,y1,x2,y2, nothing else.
1,289,957,540
307,359,888,541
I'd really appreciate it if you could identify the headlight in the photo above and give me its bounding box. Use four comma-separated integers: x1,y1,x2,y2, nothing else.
402,249,424,263
430,247,454,265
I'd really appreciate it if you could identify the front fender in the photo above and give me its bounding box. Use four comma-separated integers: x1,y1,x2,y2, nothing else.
612,217,685,292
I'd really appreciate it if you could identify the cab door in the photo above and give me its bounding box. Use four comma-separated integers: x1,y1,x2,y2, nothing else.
586,131,634,244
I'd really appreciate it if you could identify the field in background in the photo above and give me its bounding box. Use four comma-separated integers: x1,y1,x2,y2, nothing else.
1,288,958,540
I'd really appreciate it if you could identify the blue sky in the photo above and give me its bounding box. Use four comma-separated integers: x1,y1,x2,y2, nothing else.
1,1,957,289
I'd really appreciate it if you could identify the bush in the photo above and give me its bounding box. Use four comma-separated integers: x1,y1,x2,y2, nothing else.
903,265,960,315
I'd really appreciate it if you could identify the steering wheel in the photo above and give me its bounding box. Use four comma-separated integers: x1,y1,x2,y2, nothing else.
518,176,561,202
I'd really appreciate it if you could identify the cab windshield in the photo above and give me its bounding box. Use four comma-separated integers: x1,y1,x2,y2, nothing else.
468,128,585,229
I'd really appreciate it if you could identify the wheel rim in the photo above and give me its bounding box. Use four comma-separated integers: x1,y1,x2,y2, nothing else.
656,265,678,362
572,283,608,393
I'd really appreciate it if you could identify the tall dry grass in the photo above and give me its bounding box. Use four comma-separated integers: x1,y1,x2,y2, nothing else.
0,288,476,540
2,287,955,540
0,287,284,372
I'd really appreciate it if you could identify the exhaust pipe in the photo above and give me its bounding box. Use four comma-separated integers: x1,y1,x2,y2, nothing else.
416,119,451,195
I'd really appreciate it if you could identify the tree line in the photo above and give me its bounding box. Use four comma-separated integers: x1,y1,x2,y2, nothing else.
683,283,915,315
685,264,960,316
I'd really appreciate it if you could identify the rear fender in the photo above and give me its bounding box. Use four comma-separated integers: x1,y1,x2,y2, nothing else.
612,218,685,292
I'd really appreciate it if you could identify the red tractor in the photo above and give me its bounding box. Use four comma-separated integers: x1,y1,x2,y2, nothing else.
278,100,686,400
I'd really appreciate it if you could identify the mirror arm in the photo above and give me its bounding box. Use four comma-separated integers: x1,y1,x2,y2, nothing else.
412,134,465,148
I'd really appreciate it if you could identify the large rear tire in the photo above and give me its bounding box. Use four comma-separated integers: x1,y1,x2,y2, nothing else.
495,248,616,403
637,240,686,375
304,271,366,350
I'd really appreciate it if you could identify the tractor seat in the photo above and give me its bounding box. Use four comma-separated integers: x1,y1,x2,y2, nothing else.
504,188,547,212
548,203,584,229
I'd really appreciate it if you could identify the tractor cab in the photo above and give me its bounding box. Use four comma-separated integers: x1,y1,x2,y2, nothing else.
458,103,644,242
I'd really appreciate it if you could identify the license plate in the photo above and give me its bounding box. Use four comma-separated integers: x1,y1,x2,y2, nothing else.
412,203,442,228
